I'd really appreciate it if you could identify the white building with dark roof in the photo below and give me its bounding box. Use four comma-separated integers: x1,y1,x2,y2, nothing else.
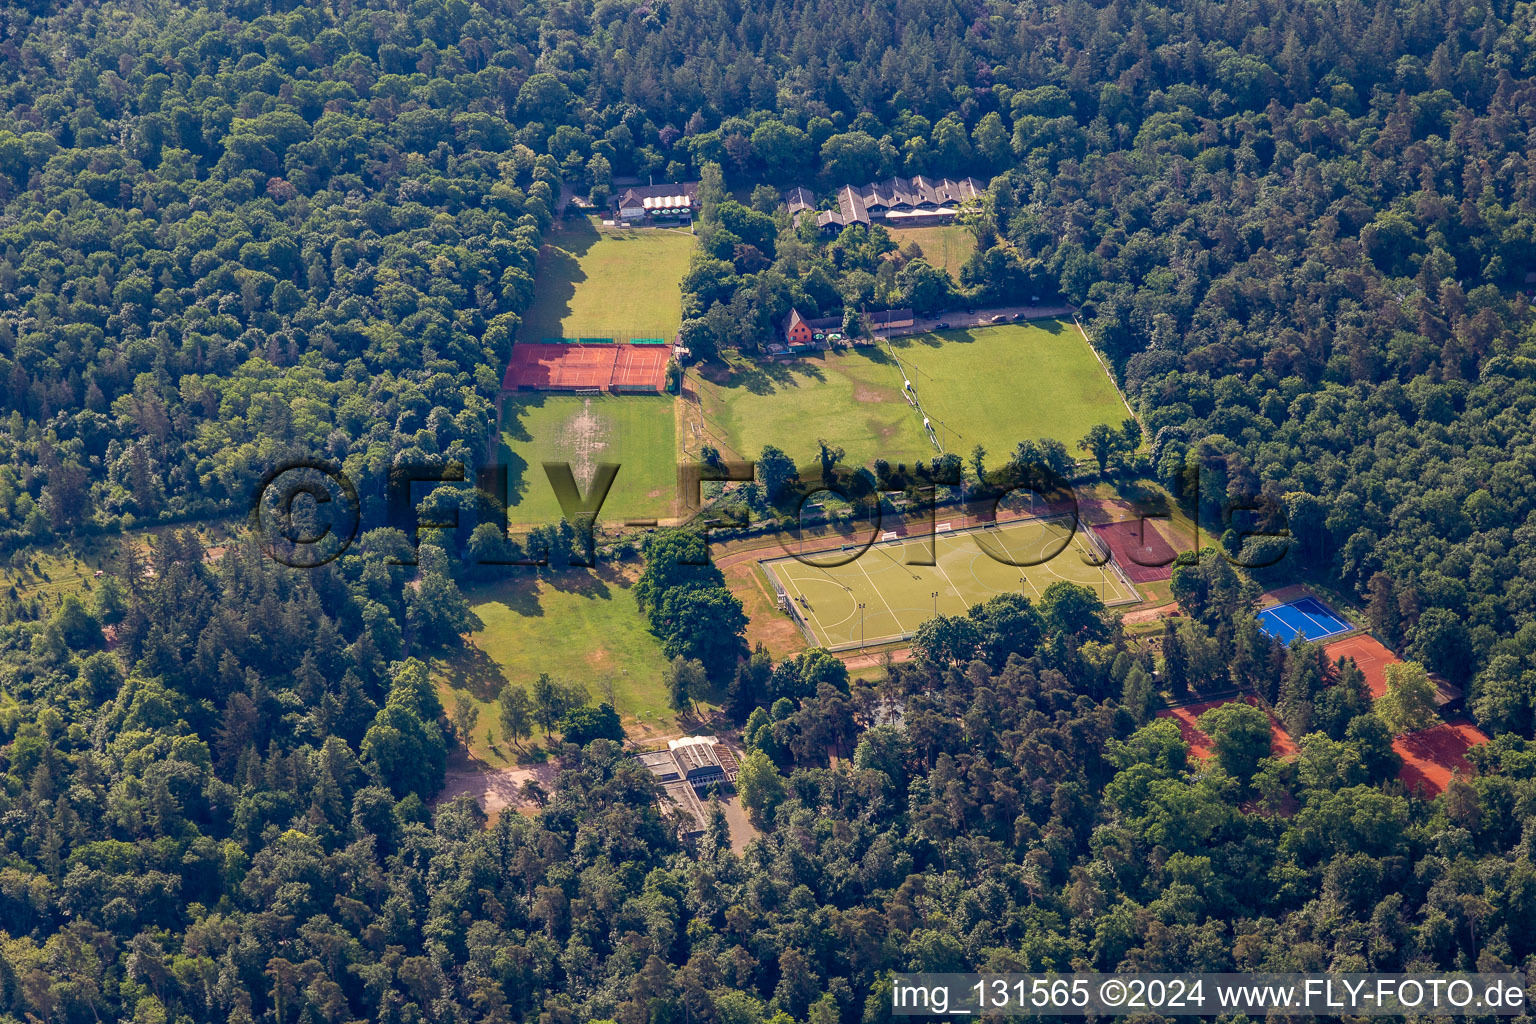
613,181,700,224
634,736,740,836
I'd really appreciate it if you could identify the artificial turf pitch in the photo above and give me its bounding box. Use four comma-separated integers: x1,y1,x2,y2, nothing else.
761,516,1138,650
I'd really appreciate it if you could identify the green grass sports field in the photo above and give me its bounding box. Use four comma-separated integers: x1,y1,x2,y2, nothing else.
762,516,1138,649
517,216,695,342
697,318,1131,472
693,347,933,471
887,319,1132,458
442,570,681,760
501,393,678,527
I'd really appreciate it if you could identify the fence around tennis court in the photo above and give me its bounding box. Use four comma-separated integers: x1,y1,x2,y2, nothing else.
501,340,672,393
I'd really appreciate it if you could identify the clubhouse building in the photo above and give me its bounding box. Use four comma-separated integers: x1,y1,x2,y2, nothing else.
769,306,915,356
787,175,984,235
613,181,699,225
781,307,842,351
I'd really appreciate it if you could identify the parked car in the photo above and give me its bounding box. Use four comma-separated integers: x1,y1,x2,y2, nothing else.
934,321,950,329
1010,312,1023,320
990,314,1006,323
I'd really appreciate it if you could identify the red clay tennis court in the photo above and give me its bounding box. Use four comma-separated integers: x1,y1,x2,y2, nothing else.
1092,518,1179,583
1324,634,1398,697
1395,721,1488,797
501,342,669,393
1157,696,1297,761
1324,633,1488,795
1325,632,1464,706
612,344,671,390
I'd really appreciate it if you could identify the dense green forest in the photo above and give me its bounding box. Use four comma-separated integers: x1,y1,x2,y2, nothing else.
6,529,1536,1024
5,0,1536,1020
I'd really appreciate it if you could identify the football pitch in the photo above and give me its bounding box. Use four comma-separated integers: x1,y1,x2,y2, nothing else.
501,393,678,526
888,319,1132,457
696,318,1131,472
761,516,1139,650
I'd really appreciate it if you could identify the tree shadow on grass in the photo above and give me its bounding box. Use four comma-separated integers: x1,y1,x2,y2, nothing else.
1115,477,1174,516
716,360,786,394
542,566,615,600
896,327,981,350
441,643,510,702
908,318,1071,352
549,213,602,257
499,400,542,511
674,701,733,737
590,559,630,588
500,394,543,442
504,448,536,513
518,233,593,342
719,358,832,395
540,211,605,257
470,574,544,617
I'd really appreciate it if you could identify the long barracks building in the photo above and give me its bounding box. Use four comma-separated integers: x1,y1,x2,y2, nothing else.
787,175,984,235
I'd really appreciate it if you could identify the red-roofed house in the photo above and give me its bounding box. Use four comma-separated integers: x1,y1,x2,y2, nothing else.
780,308,840,351
783,308,814,348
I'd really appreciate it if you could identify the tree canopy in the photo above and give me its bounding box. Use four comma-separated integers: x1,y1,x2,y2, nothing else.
3,0,1536,1020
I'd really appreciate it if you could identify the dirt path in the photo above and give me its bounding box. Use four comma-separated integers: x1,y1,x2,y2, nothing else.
873,303,1081,339
678,375,726,461
1121,601,1181,625
839,646,913,672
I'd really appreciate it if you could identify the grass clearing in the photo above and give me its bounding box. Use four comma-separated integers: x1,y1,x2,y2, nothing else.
501,393,678,527
889,223,976,279
2,523,234,620
889,319,1132,458
439,566,683,764
517,216,695,342
4,545,106,608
